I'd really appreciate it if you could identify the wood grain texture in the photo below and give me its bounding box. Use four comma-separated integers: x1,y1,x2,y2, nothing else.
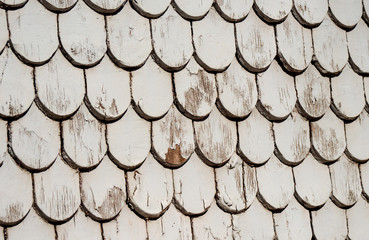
274,197,312,240
84,0,126,13
192,8,235,72
292,0,328,27
130,0,170,18
7,208,55,240
276,14,312,72
34,155,80,223
347,19,369,74
173,153,215,215
345,111,369,162
152,105,194,167
328,0,361,29
127,153,173,218
147,204,192,240
236,9,276,72
360,161,369,201
194,108,237,166
174,57,217,119
151,5,192,71
0,0,26,8
254,0,292,22
85,56,130,121
192,201,232,240
0,119,6,166
59,0,106,67
331,65,365,120
215,0,253,22
131,57,173,120
81,156,125,221
0,10,7,52
103,203,147,240
293,153,331,209
312,16,348,75
10,103,59,171
347,196,369,240
35,50,85,120
311,199,347,240
295,64,331,119
216,58,257,119
274,109,310,165
256,154,294,210
0,47,33,118
173,0,212,20
329,154,361,208
56,209,102,240
311,109,346,162
238,108,274,165
233,199,275,240
8,0,58,65
62,103,107,170
39,0,77,11
0,154,32,226
257,61,296,120
106,3,151,68
107,106,150,170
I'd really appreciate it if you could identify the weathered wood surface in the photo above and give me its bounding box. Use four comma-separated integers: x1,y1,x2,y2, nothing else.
192,8,235,72
35,50,85,119
8,0,57,65
347,19,369,74
276,14,312,72
147,204,192,240
10,103,59,171
0,47,33,118
0,10,7,52
0,0,27,8
131,57,173,119
59,0,106,67
345,110,369,162
254,0,292,22
173,153,215,215
34,155,80,223
295,64,331,119
328,0,361,29
130,0,170,18
152,105,194,167
173,0,212,20
216,58,257,119
0,154,32,225
107,106,150,169
151,5,192,71
0,119,6,166
293,153,331,209
236,9,276,72
126,153,173,218
365,77,369,109
106,4,151,68
81,156,125,221
174,57,217,119
292,0,328,27
361,161,369,200
194,108,237,166
39,0,77,12
84,0,126,13
347,196,369,240
364,0,369,23
312,16,348,75
215,0,253,22
85,56,130,121
257,61,296,120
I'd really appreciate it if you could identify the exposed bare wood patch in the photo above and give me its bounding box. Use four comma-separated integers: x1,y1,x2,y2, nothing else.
34,155,80,223
106,3,151,68
107,106,150,170
127,153,173,219
84,0,126,14
0,154,32,226
254,0,292,23
292,0,328,27
328,0,361,29
8,0,58,65
59,0,106,67
39,0,77,12
274,197,312,240
347,196,369,240
293,153,331,209
173,0,212,20
131,57,173,120
62,103,107,170
174,57,217,120
194,108,237,166
130,0,170,18
147,204,192,240
173,153,215,215
214,0,253,22
236,9,276,72
295,64,331,119
10,103,59,171
192,8,235,72
347,19,369,74
151,5,193,71
152,105,194,167
35,50,85,120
